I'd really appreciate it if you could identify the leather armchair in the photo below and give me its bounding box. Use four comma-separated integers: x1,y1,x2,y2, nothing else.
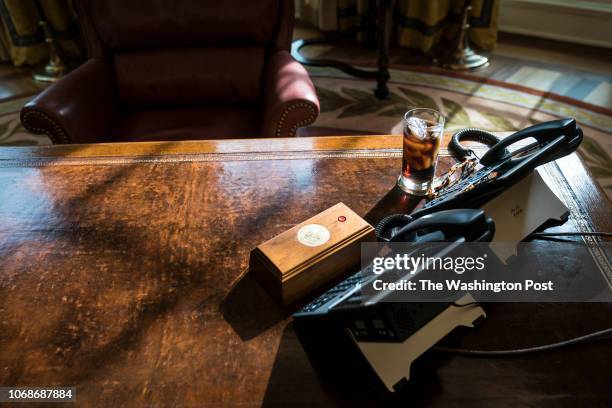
21,0,319,144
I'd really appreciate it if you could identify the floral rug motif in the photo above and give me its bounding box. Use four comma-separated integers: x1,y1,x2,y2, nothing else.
0,96,46,146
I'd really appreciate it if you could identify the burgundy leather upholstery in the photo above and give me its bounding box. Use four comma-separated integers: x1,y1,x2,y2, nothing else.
21,0,319,144
114,47,265,108
262,51,319,137
92,1,279,47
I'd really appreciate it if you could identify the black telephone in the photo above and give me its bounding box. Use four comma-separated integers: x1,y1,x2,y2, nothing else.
293,209,495,393
416,118,583,217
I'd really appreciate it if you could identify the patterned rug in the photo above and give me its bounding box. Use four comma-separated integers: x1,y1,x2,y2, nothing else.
0,95,43,146
1,67,610,199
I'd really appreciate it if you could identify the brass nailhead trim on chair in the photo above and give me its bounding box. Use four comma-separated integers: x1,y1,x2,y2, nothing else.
276,102,317,137
21,110,70,144
23,103,317,143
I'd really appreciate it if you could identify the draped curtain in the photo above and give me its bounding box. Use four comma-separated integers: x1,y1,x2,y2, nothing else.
0,0,82,66
298,0,500,53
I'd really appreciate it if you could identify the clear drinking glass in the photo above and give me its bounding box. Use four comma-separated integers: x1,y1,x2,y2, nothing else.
397,108,445,195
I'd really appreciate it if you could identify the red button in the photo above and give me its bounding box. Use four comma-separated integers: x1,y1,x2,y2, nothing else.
338,216,346,222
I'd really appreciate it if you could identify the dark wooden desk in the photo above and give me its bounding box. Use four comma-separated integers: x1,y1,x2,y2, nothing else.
0,136,610,407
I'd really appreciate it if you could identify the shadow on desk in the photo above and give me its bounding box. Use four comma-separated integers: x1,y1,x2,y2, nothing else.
363,185,422,227
221,272,288,341
261,303,612,407
261,322,455,407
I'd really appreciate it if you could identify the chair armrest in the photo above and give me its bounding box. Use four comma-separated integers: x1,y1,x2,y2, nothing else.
261,50,319,138
20,59,118,144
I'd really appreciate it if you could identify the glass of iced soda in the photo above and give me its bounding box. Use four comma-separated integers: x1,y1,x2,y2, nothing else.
397,108,445,195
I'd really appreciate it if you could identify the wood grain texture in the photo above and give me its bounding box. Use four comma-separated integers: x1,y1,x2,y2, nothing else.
0,135,610,407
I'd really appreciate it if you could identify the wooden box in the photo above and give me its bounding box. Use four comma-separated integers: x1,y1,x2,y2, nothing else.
249,203,375,306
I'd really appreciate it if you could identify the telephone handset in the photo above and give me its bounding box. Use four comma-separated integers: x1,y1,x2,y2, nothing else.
376,209,495,243
479,118,582,166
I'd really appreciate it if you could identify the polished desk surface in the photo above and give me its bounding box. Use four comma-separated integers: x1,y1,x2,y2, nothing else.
0,136,610,407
